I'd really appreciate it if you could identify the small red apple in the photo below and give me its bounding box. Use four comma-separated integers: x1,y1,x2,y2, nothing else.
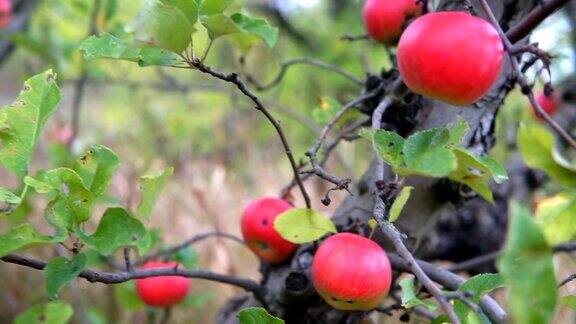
312,233,392,311
0,0,12,29
241,197,298,264
135,261,191,308
532,91,558,120
363,0,423,45
397,11,504,106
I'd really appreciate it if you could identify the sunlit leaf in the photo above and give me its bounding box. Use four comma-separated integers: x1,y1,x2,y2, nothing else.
274,208,337,244
399,277,437,311
73,145,120,198
136,167,173,221
230,13,278,47
535,194,576,244
389,186,413,222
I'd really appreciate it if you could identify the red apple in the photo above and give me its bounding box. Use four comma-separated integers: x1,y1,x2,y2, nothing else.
312,233,392,311
532,91,557,120
363,0,423,45
241,197,298,264
0,0,12,29
136,261,191,307
397,11,504,106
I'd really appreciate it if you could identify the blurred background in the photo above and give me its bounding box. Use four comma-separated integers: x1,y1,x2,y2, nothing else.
1,0,575,323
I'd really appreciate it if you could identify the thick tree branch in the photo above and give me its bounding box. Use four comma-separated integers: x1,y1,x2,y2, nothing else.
1,254,265,299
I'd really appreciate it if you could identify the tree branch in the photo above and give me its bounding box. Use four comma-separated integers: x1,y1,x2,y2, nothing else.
1,254,265,299
506,0,572,43
478,0,576,149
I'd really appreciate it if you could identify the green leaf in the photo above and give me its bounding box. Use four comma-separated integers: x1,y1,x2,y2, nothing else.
0,223,65,258
79,208,147,255
0,187,21,214
174,246,199,269
230,13,278,47
359,128,405,168
389,186,413,222
518,123,576,188
455,274,505,323
163,0,199,25
399,277,438,311
448,148,509,202
561,295,576,310
447,117,470,147
273,208,337,244
136,167,173,221
237,307,284,324
0,70,61,177
403,128,457,177
26,168,96,228
80,34,183,67
73,145,120,198
44,253,87,298
127,0,194,53
535,194,576,244
14,301,73,324
201,14,240,38
312,97,341,125
497,204,557,324
200,0,233,16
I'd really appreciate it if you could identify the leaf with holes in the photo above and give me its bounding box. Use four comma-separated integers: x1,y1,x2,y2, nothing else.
0,187,21,216
274,208,337,244
73,145,119,198
0,70,61,178
14,301,73,324
44,253,87,298
359,128,405,169
79,208,147,255
448,148,508,202
25,168,96,229
402,127,456,177
80,34,183,67
399,277,437,311
237,307,284,324
136,167,174,221
0,223,65,257
389,186,413,222
498,204,557,324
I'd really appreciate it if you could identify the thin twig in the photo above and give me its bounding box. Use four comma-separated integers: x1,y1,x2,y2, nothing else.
69,0,102,147
559,273,576,287
123,248,133,272
477,0,576,149
182,58,311,208
246,57,364,91
506,0,572,43
1,254,265,299
138,232,244,266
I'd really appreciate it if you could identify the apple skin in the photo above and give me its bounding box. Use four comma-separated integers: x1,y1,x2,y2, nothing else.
0,0,12,29
397,11,504,106
135,261,191,308
363,0,423,45
532,92,558,120
312,233,392,311
241,197,298,264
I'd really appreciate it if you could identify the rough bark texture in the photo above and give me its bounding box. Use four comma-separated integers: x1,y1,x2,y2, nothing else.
217,1,544,323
